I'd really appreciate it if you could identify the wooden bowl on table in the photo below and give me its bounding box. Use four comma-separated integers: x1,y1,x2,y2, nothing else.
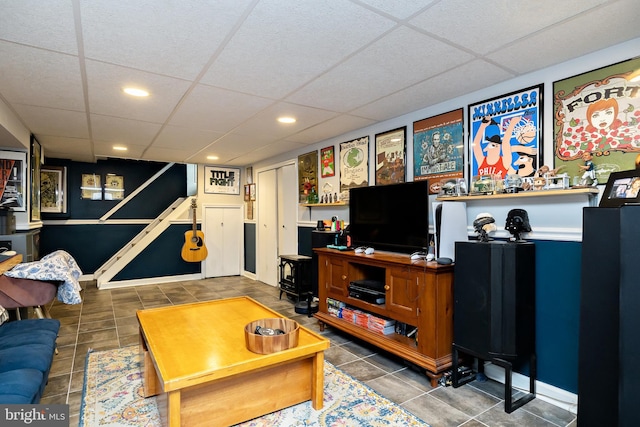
244,318,299,354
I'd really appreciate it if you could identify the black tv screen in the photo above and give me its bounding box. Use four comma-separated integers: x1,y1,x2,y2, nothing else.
349,181,430,254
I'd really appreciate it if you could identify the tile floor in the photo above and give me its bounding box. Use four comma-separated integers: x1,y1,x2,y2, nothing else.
38,276,577,427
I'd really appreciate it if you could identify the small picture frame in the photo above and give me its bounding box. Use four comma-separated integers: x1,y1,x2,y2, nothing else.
104,174,124,200
81,173,102,200
41,166,67,213
204,166,240,194
599,169,640,207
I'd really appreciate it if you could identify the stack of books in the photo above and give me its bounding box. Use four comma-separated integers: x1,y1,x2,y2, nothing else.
326,298,346,318
368,314,396,335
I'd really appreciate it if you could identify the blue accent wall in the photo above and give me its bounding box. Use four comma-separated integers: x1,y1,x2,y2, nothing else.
113,224,200,280
39,158,193,277
534,240,581,393
244,223,256,273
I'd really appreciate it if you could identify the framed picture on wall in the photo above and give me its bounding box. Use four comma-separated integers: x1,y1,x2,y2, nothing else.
339,136,369,201
104,174,124,200
375,127,406,185
468,84,543,182
553,56,640,185
204,166,240,194
320,146,335,178
413,109,464,194
81,173,102,200
30,137,42,221
41,166,67,213
0,150,27,211
298,151,318,203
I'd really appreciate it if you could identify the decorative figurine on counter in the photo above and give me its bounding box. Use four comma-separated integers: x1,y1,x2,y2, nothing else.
577,151,598,186
505,208,532,242
473,212,497,242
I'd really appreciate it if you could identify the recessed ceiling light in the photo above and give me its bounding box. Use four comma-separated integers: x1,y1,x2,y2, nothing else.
123,87,149,97
113,146,128,151
277,116,296,124
207,155,219,160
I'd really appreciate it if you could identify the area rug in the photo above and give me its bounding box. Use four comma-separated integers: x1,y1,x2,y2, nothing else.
79,345,429,427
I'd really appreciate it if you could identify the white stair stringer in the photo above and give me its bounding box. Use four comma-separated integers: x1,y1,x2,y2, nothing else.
95,197,189,288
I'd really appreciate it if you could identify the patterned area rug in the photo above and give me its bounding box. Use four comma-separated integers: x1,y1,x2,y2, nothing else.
79,345,430,427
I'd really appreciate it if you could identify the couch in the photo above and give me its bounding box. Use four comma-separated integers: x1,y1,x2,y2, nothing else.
0,318,60,403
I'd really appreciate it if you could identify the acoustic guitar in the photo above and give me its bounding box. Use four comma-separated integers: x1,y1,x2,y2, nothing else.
181,198,208,262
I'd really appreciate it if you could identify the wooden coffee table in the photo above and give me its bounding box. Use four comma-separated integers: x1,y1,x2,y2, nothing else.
137,296,329,427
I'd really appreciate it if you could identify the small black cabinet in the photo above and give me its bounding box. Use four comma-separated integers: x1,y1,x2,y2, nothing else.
278,255,312,301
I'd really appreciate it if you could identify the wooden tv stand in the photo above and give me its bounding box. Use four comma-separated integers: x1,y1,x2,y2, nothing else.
314,247,454,386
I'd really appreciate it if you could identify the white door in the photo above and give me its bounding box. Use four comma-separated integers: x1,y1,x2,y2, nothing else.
204,205,242,277
278,164,297,256
257,169,278,286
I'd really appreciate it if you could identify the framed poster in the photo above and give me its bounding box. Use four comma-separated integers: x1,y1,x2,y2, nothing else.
30,137,42,220
81,173,102,200
41,166,67,213
298,151,318,203
320,146,335,178
468,84,543,183
375,127,406,185
413,109,464,194
104,174,124,200
553,56,640,184
339,136,369,201
0,150,27,211
204,166,240,194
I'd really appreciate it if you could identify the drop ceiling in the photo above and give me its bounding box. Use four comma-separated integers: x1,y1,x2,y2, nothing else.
0,0,639,165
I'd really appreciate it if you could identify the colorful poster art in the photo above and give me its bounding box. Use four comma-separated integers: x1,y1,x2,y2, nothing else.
320,146,335,178
468,85,543,182
375,127,406,186
553,57,640,184
339,136,369,201
298,151,318,203
413,109,464,194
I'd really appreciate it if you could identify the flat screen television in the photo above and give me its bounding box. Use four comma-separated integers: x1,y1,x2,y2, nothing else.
349,181,430,254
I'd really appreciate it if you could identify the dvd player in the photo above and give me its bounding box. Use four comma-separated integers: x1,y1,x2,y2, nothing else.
348,284,385,305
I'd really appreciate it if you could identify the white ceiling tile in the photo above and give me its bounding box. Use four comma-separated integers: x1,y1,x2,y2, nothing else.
410,0,609,55
85,60,192,123
153,125,223,151
91,115,161,146
140,146,194,163
286,115,377,144
486,1,640,74
286,26,473,112
0,42,84,110
37,136,95,162
12,104,89,138
93,141,146,159
169,84,274,132
354,0,437,19
80,0,255,80
200,0,397,99
230,102,340,140
351,60,515,120
0,0,77,54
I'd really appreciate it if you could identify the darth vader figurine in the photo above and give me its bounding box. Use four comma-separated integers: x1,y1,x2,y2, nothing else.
505,208,532,242
473,212,497,243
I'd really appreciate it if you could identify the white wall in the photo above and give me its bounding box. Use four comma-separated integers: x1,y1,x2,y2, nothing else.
251,37,640,234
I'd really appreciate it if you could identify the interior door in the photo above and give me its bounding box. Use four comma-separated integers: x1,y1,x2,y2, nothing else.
204,205,242,277
257,169,278,286
278,164,297,256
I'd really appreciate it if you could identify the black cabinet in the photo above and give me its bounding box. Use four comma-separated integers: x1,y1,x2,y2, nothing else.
578,206,640,427
278,255,312,301
451,240,536,413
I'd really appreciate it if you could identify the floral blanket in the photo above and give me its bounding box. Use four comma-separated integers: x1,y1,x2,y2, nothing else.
4,250,83,304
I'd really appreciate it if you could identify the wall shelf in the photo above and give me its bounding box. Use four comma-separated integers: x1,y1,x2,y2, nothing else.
300,202,346,207
436,187,599,202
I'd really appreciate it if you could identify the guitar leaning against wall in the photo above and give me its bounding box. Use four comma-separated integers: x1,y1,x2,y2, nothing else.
181,198,208,262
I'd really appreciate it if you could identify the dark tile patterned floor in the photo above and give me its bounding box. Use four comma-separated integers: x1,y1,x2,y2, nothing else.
38,276,577,427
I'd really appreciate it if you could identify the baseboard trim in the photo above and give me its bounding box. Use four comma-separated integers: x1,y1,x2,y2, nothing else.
483,362,578,415
97,273,203,289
